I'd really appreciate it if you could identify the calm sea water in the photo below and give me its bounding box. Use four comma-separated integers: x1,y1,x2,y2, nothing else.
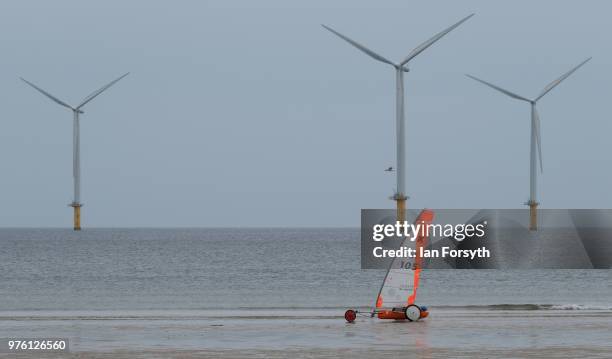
1,228,611,313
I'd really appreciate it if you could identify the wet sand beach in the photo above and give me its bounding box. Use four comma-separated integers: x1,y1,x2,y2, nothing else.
1,308,611,358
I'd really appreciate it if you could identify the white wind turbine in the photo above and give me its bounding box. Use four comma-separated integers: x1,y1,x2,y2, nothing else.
21,73,129,230
466,58,591,230
323,14,474,222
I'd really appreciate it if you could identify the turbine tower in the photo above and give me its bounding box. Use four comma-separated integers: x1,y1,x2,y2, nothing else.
466,58,590,230
21,73,129,231
323,14,474,223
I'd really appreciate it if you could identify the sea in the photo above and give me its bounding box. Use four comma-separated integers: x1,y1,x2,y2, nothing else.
1,228,611,354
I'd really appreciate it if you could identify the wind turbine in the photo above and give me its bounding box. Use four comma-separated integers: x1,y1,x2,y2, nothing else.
323,14,474,223
466,58,591,230
21,73,130,231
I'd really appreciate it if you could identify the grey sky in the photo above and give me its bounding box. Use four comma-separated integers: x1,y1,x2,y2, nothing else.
0,0,610,227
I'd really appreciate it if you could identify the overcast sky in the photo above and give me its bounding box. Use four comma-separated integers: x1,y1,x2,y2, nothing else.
0,0,610,227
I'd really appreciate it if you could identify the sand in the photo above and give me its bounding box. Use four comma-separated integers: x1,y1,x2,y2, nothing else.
1,308,611,358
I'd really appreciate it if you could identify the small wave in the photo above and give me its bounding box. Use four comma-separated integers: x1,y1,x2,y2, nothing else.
434,304,612,311
548,304,612,311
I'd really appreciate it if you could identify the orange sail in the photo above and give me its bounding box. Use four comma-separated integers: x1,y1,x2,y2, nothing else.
408,209,434,305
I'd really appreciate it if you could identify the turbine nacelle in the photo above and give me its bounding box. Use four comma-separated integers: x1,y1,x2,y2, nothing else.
398,66,410,72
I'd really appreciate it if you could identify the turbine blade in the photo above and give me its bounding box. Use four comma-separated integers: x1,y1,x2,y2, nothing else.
321,25,396,66
77,72,130,109
534,107,543,173
536,57,591,101
20,78,74,110
466,74,530,102
400,13,474,65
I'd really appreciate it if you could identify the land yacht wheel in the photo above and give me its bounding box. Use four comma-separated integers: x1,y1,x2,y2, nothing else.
404,305,421,321
344,309,357,323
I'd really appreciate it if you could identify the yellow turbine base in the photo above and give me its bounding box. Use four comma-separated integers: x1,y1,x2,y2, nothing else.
74,206,81,231
529,203,538,231
396,198,406,224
